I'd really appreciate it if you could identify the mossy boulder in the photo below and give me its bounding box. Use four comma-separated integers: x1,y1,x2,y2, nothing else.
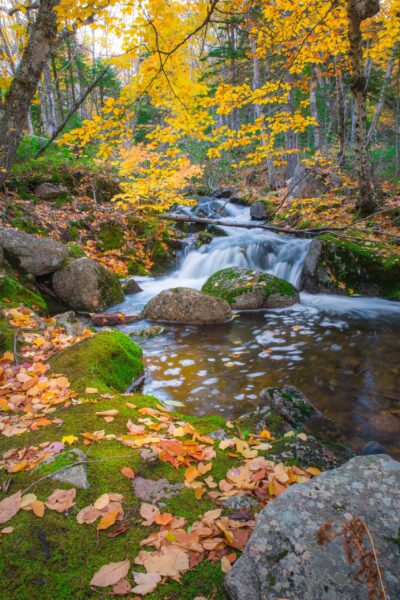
49,330,143,392
250,199,275,220
0,274,47,312
202,267,299,309
52,257,124,312
143,287,232,324
301,236,400,299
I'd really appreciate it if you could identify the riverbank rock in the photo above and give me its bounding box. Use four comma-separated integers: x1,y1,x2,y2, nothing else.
202,267,299,309
49,330,143,392
122,278,142,294
0,227,68,276
143,287,232,324
34,182,68,200
52,257,124,312
250,200,274,221
225,454,400,600
288,163,342,200
301,236,400,299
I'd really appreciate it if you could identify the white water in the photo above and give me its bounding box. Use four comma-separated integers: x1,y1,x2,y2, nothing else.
117,197,400,319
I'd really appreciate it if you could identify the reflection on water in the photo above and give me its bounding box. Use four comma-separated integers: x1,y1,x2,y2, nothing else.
113,197,400,458
120,301,400,457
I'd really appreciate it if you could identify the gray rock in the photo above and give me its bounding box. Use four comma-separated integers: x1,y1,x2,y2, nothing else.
132,476,184,502
140,448,159,465
123,278,143,294
0,227,68,276
361,441,386,455
221,495,259,511
54,311,88,336
208,428,230,441
44,449,89,490
300,239,336,294
34,182,68,200
225,455,400,600
142,287,232,325
260,385,319,428
52,257,124,312
250,201,273,221
288,164,342,200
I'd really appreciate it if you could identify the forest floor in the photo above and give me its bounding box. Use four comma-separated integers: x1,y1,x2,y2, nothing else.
0,306,324,599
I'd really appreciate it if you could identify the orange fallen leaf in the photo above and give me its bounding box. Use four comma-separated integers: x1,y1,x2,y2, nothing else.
121,466,135,479
97,509,120,530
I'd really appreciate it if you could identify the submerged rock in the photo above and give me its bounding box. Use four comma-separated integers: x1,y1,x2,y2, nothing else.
301,236,400,299
52,257,124,312
0,227,68,276
225,455,400,600
202,267,299,309
142,287,232,324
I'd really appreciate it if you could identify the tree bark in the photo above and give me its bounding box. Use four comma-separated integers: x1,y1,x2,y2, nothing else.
335,60,346,167
0,0,60,186
346,0,380,215
367,42,398,144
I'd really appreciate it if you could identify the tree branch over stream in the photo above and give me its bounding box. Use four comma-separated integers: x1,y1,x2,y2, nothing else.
159,212,400,242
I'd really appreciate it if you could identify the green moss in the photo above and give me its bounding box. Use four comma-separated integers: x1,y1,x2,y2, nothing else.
97,266,125,307
49,331,143,392
0,275,47,312
318,235,400,299
202,267,297,305
67,244,85,259
97,221,125,251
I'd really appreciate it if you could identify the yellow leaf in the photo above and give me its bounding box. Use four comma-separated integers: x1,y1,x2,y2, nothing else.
97,509,119,530
185,466,199,483
62,435,78,446
306,467,321,477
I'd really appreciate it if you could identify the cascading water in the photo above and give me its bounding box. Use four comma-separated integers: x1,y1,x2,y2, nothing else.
115,197,400,457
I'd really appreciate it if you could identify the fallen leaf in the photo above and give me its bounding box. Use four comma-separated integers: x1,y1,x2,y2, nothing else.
85,387,99,394
221,556,232,573
90,560,130,588
121,466,135,479
45,488,76,512
31,500,45,517
112,577,132,595
0,490,21,524
132,572,161,595
94,493,110,510
97,509,120,530
62,435,78,445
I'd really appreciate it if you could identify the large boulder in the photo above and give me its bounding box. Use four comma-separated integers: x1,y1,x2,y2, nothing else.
225,455,400,600
250,200,274,221
202,267,299,309
288,163,342,200
34,182,68,200
49,330,143,392
52,257,124,312
142,287,232,324
301,237,400,299
0,227,68,276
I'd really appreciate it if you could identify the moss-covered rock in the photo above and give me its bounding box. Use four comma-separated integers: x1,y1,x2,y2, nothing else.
52,257,124,312
49,330,143,392
0,274,47,312
301,236,400,299
202,267,299,309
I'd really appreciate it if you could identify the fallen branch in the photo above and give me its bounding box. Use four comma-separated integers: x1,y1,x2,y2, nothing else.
160,213,340,237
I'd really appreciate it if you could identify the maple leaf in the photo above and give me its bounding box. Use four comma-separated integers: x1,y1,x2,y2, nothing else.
62,435,78,445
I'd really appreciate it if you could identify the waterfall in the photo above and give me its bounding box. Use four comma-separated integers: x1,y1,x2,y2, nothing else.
175,198,311,288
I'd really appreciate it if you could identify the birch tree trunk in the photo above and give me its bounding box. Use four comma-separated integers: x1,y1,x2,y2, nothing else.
347,0,380,215
0,0,60,186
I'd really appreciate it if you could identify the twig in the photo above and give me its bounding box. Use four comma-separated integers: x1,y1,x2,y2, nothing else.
360,518,387,600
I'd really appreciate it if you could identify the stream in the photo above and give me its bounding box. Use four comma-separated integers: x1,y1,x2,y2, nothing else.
113,198,400,457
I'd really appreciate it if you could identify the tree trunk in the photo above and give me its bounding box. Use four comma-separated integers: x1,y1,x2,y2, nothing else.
309,70,321,151
367,41,398,144
346,0,380,215
335,60,346,167
0,0,60,186
284,72,299,180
